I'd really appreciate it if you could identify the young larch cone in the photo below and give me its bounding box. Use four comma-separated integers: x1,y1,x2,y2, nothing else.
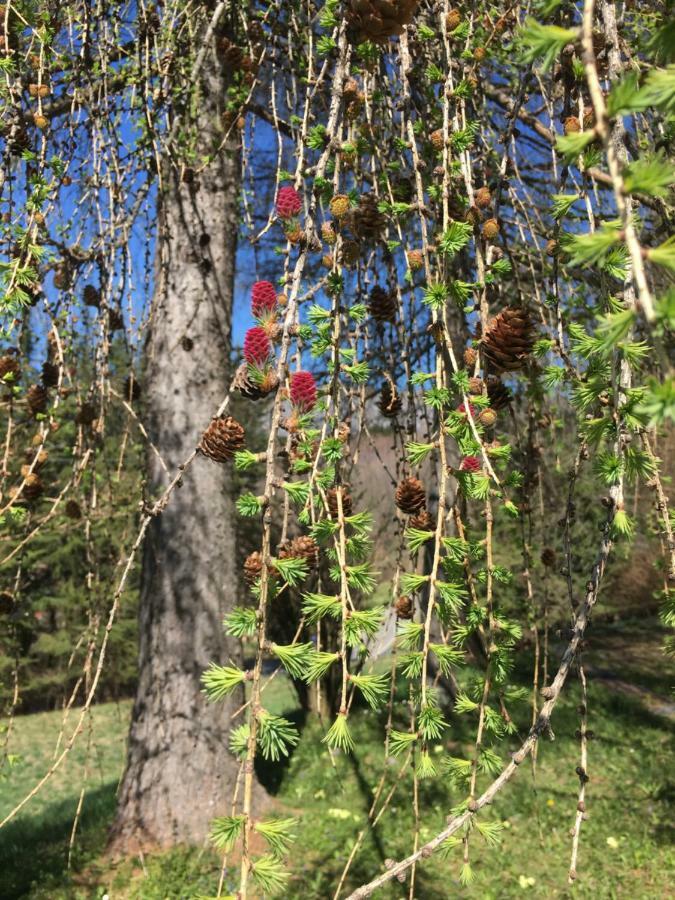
409,509,433,531
486,375,513,409
234,362,278,400
482,307,535,372
429,129,444,151
460,455,481,473
346,0,421,43
352,192,385,239
276,186,302,219
478,408,497,427
327,487,352,519
482,218,500,241
290,370,318,412
26,383,48,416
251,280,277,318
329,194,350,218
200,415,245,462
406,248,424,270
368,285,397,323
244,550,263,584
243,326,272,366
395,477,426,515
0,354,20,382
445,8,461,30
475,186,492,209
378,381,402,418
394,595,414,619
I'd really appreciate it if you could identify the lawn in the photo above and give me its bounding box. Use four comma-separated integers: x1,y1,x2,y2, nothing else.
1,622,673,899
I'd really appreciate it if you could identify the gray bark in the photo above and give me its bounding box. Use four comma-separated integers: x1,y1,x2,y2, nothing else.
109,52,256,851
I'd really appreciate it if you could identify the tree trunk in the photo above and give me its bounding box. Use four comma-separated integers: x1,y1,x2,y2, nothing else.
109,52,260,851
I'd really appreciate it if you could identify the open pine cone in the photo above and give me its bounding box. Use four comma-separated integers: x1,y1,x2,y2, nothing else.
199,415,245,462
394,595,414,619
481,307,535,372
378,381,402,418
26,383,48,416
486,375,513,410
243,550,264,585
278,535,319,568
233,362,278,401
395,476,426,515
327,487,353,519
0,354,20,382
409,509,433,532
369,285,397,323
351,192,386,239
346,0,421,43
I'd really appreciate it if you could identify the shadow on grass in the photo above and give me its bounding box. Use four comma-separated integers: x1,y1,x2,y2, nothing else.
0,781,116,899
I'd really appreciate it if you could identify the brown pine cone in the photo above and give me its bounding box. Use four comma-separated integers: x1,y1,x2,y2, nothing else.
340,240,361,266
280,535,319,568
76,402,97,426
0,591,15,615
327,487,353,519
541,547,556,568
475,186,492,209
464,347,477,368
64,499,82,519
394,595,414,619
486,375,513,409
395,477,426,515
0,354,20,382
41,361,59,387
346,0,421,43
83,284,100,307
26,383,48,416
482,218,500,241
468,376,484,395
24,448,48,470
200,415,245,462
407,249,424,270
409,509,433,532
430,129,444,151
379,381,402,418
22,473,43,501
369,285,397,323
352,192,386,240
482,307,535,372
244,550,263,585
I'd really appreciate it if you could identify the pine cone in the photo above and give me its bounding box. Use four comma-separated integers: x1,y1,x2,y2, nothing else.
276,186,302,219
83,284,100,307
65,499,82,519
24,448,48,470
394,595,414,619
244,550,263,584
329,194,351,218
347,0,421,43
0,354,20,382
41,361,59,387
409,509,433,532
327,487,352,519
486,375,512,409
76,402,97,426
482,218,500,241
369,285,397,323
464,347,477,368
475,186,492,209
26,383,48,416
0,591,15,615
378,381,402,418
352,193,386,239
406,249,424,270
482,307,535,372
22,473,43,501
395,477,426,515
281,535,319,568
541,547,556,568
200,415,245,462
429,129,444,151
446,8,461,31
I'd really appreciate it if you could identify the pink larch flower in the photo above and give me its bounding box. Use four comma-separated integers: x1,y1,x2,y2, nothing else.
460,455,481,473
290,371,317,412
276,186,302,220
244,326,272,366
251,281,277,318
457,401,476,416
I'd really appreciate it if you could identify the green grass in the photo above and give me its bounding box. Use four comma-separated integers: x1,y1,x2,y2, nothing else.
1,626,674,899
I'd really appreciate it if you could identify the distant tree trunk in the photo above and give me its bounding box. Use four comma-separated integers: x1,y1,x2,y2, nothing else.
109,47,262,851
